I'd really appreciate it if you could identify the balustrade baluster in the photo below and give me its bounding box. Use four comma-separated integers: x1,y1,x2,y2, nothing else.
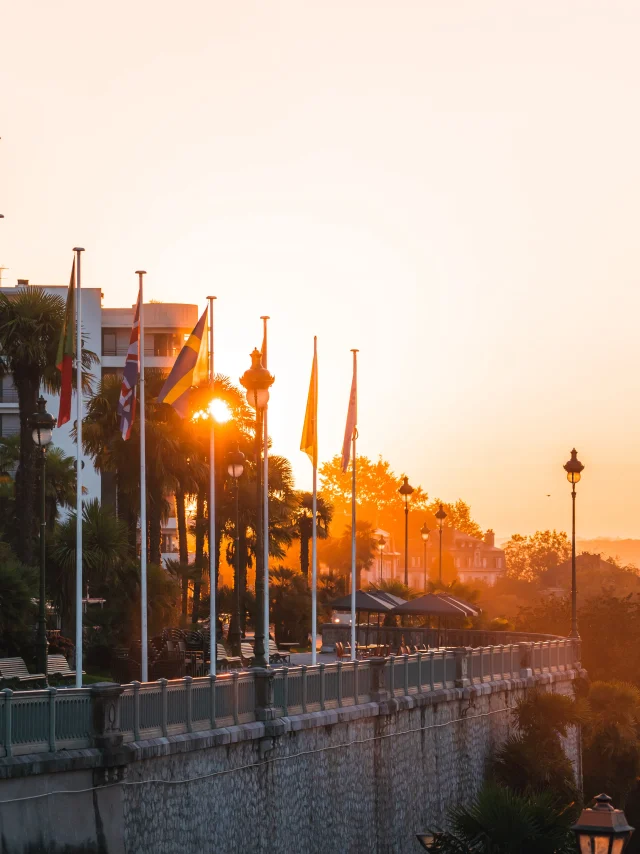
404,654,409,695
319,663,325,710
159,679,168,737
301,666,308,713
337,661,343,708
185,676,193,733
48,688,57,753
209,674,216,729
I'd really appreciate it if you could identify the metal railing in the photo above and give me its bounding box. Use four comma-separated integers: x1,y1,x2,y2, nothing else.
0,639,579,758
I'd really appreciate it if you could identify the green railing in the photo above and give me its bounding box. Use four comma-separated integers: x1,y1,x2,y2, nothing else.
0,639,580,758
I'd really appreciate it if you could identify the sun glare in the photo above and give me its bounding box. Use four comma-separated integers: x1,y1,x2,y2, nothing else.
192,398,232,424
209,399,232,423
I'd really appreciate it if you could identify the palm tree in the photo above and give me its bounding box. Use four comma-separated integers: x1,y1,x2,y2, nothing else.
0,287,97,563
423,784,578,854
290,491,333,585
49,498,131,636
42,446,81,530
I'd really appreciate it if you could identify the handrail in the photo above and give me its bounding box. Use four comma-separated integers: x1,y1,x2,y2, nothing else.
0,639,580,758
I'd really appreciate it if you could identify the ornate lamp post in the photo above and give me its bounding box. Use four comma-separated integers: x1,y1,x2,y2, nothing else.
240,349,274,668
227,443,245,658
435,503,447,584
572,794,634,854
377,535,386,583
29,396,55,679
564,448,584,639
420,522,430,591
398,476,414,586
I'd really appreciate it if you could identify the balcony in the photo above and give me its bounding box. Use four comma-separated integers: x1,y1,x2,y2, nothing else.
0,388,19,404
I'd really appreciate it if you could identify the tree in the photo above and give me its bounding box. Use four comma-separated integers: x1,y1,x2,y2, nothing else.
0,287,96,564
319,454,429,527
290,491,333,585
42,446,80,530
503,531,571,581
423,784,578,854
583,681,640,808
492,690,582,805
427,499,484,539
0,543,38,657
49,499,131,636
269,567,311,645
319,520,376,590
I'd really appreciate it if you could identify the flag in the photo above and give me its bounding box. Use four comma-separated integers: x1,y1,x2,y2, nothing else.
56,258,75,426
341,351,358,472
117,287,141,440
157,308,208,417
300,337,318,467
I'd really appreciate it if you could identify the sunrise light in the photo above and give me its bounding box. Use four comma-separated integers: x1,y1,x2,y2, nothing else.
191,399,232,424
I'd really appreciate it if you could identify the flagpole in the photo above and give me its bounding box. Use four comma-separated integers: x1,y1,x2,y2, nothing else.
73,247,84,688
350,349,358,662
260,316,270,652
311,336,318,665
207,296,216,677
137,271,148,682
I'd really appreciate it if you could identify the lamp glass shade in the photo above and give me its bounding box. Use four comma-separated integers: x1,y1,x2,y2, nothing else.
32,427,53,447
572,794,634,854
228,462,244,479
246,388,270,409
567,471,581,484
421,531,430,542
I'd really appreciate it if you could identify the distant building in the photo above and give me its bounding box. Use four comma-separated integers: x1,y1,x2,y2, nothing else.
0,279,198,564
361,528,401,586
540,553,615,596
406,528,506,589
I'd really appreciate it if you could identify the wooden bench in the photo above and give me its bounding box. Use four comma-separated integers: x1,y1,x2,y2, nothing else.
268,639,291,664
217,643,242,671
47,654,85,681
0,657,45,685
240,643,255,666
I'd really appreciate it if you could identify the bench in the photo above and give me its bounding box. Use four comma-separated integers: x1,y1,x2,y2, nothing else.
268,639,291,664
240,643,255,666
217,643,242,671
0,657,45,685
47,654,85,681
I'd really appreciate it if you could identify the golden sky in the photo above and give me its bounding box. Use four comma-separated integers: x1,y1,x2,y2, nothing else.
2,2,639,539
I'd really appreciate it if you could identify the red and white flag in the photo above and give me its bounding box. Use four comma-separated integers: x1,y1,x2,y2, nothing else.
341,350,358,472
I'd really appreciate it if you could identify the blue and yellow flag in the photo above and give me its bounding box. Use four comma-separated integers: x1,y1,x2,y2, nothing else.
157,308,208,417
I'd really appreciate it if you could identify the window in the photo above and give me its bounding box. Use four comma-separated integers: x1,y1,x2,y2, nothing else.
102,331,116,356
482,558,487,568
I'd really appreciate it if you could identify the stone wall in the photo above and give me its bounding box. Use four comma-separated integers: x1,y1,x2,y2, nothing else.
0,670,582,854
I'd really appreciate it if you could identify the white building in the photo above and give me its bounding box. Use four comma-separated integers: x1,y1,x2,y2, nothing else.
0,279,198,559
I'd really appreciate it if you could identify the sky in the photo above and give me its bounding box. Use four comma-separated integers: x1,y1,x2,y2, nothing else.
2,1,640,539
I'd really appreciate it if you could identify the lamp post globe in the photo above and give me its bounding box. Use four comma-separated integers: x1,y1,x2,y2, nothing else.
420,523,430,591
239,349,274,668
377,535,386,583
398,476,414,587
227,443,245,657
564,448,584,639
572,793,634,854
435,503,447,584
29,396,56,680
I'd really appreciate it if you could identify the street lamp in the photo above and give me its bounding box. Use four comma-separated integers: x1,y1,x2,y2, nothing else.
377,535,386,583
420,522,430,591
398,476,414,586
227,444,245,658
29,396,56,680
435,503,447,584
564,448,584,639
572,793,634,854
240,348,274,668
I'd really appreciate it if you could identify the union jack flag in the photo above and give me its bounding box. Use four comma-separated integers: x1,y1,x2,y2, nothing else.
117,287,141,440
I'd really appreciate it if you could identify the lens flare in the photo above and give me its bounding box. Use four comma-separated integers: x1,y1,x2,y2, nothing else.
191,398,232,424
209,399,231,423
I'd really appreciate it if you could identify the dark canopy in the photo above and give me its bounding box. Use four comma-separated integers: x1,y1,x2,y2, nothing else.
390,593,479,618
330,589,406,613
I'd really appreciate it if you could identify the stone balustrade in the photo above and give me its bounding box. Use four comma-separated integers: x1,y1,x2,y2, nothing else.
0,637,580,759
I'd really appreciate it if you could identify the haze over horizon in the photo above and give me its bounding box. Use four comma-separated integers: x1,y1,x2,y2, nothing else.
2,2,639,540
